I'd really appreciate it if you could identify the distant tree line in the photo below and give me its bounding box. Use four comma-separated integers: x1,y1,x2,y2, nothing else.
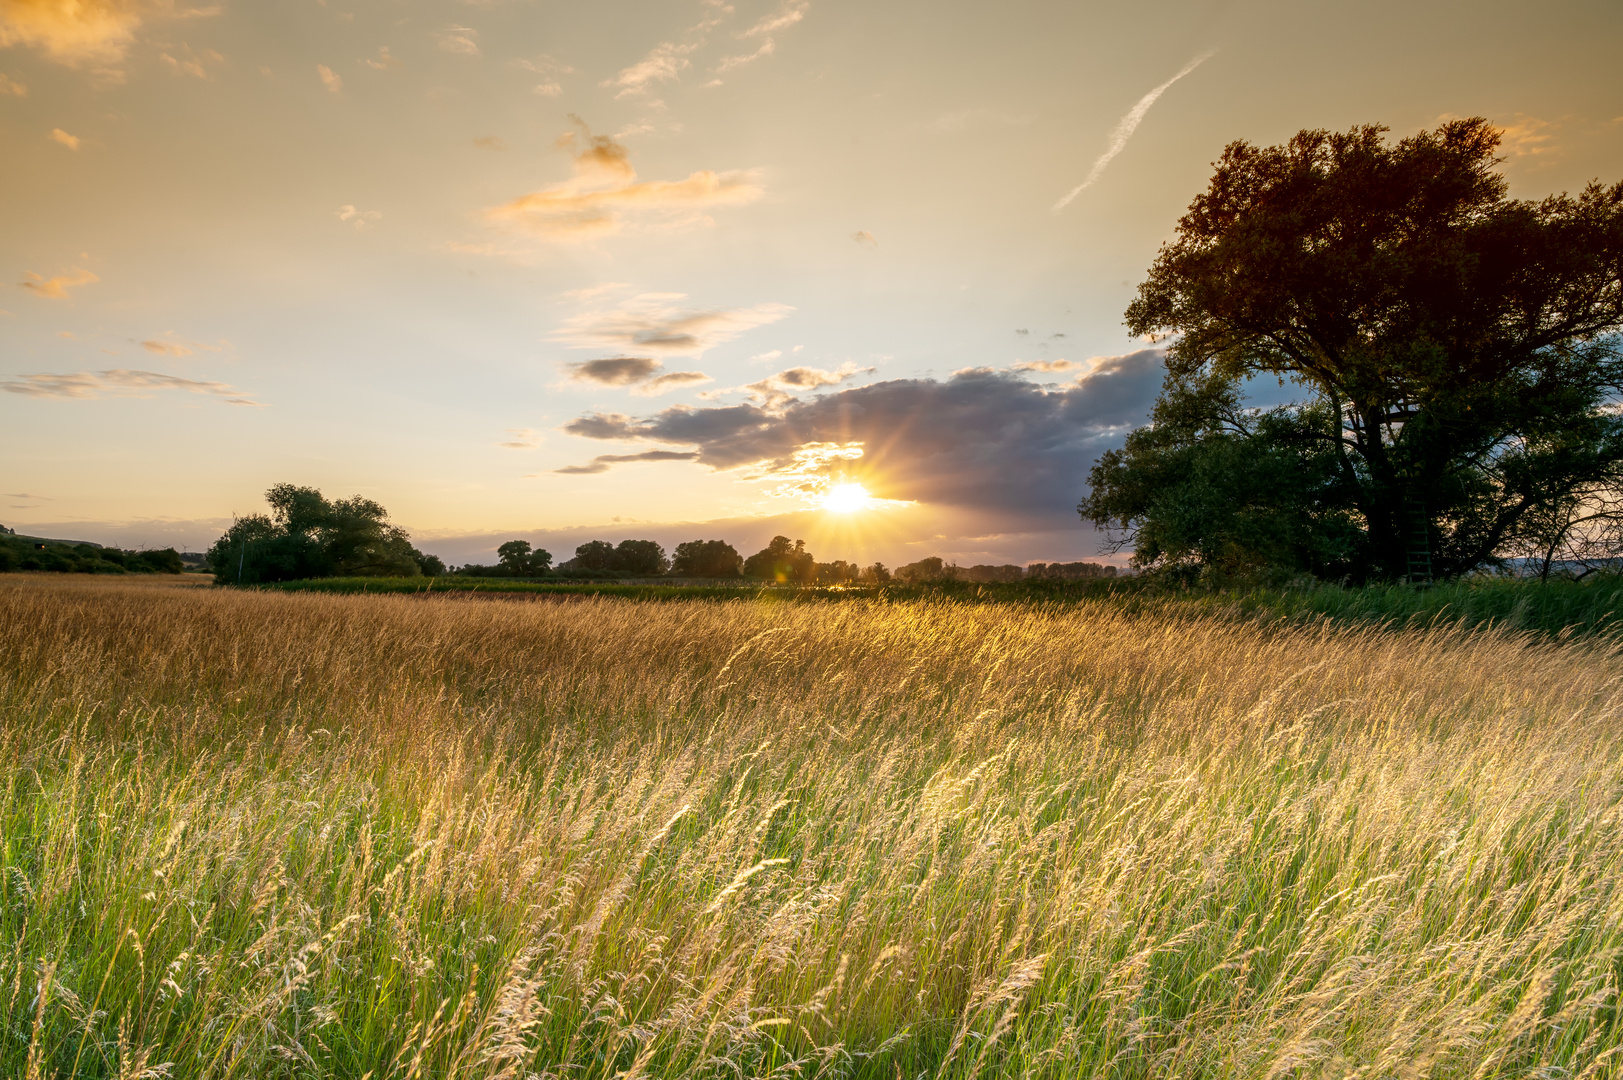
0,530,185,575
205,485,1121,588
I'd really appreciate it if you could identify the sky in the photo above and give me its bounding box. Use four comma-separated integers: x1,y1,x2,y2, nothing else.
3,0,1622,568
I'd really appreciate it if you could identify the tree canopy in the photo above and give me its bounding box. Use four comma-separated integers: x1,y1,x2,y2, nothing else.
207,483,436,584
1083,118,1623,582
743,536,817,583
670,540,743,578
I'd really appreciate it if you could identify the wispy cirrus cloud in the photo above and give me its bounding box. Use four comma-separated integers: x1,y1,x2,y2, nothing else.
1,368,261,405
516,54,570,96
159,43,222,78
484,122,761,241
49,127,80,149
0,0,218,69
708,0,807,84
436,27,479,55
552,291,792,356
20,268,98,298
0,72,27,95
1053,50,1213,211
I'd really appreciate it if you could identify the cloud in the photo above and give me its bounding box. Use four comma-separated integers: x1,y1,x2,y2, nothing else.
436,26,478,55
517,54,570,96
472,134,507,150
0,73,26,95
603,5,730,97
852,229,877,247
723,361,874,407
0,0,214,68
751,349,782,362
1054,50,1214,211
20,268,98,298
497,427,544,449
159,43,221,78
49,127,80,149
560,349,1167,527
560,281,630,302
1,367,262,405
484,122,761,241
1496,114,1556,158
639,370,711,395
567,356,712,396
1011,359,1079,373
555,449,699,475
141,339,191,357
551,292,793,356
336,204,380,228
569,356,662,385
317,63,341,92
362,46,399,70
710,0,807,83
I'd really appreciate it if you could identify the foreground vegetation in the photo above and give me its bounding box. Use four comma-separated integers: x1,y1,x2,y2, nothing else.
267,571,1623,640
4,576,1623,1077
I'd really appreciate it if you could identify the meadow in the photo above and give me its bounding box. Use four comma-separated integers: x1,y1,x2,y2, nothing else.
3,574,1623,1078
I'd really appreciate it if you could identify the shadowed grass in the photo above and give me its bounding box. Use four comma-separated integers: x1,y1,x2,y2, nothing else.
3,576,1622,1077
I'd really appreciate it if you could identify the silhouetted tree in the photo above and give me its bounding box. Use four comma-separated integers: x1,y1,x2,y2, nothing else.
744,536,816,582
859,562,892,584
1085,118,1623,581
572,540,618,572
206,484,422,583
670,539,743,578
613,539,669,575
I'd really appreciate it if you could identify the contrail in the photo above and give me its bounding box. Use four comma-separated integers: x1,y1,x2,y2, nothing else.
1053,50,1216,212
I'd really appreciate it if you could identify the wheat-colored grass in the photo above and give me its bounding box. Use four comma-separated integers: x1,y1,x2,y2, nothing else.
2,574,1621,1078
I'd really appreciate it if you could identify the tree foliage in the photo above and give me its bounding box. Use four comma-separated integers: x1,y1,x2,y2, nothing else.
1084,118,1623,581
207,483,432,584
743,536,817,582
670,540,743,578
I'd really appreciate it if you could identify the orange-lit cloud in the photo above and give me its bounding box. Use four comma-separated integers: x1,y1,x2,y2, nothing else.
852,229,876,247
1,367,260,404
1011,359,1079,373
335,204,380,228
486,124,762,241
0,72,24,94
517,54,570,96
472,134,507,151
49,126,79,149
20,267,98,298
722,362,873,408
159,43,221,78
1497,115,1556,158
710,0,807,82
552,292,793,356
141,339,192,356
317,63,341,92
0,0,215,68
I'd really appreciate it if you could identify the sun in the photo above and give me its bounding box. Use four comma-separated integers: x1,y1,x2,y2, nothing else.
821,482,874,513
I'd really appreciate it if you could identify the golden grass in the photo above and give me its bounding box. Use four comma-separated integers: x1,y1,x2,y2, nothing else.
2,575,1622,1077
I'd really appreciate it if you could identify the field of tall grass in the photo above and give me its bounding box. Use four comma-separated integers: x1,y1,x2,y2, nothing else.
3,573,1622,1077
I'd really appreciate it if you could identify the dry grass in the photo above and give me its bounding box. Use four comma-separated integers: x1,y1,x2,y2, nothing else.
2,575,1622,1078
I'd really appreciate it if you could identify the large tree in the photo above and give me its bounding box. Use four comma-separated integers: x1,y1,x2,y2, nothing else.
1084,118,1623,581
207,483,429,583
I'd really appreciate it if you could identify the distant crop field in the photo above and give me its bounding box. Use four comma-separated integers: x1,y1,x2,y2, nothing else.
3,577,1622,1078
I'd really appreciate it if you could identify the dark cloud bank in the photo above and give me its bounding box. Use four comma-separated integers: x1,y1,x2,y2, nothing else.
561,349,1165,533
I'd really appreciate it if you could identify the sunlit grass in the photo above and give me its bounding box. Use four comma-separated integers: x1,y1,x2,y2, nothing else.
3,576,1622,1077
